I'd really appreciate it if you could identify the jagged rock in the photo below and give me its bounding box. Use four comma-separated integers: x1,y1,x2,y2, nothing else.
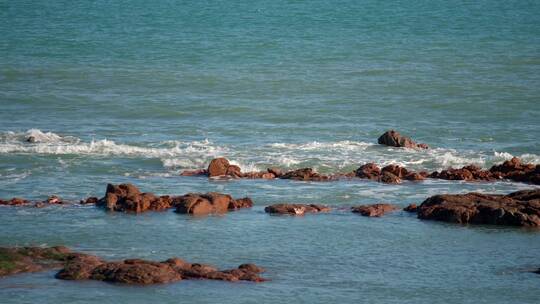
489,157,539,184
351,203,399,217
417,189,540,226
355,163,380,180
377,130,428,149
264,204,331,215
379,171,401,184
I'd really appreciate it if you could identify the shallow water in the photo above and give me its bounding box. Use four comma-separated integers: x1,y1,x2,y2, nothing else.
1,0,540,303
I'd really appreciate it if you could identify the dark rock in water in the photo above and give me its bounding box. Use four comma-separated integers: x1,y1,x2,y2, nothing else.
404,172,426,181
0,246,73,277
280,168,331,181
267,167,283,178
533,268,540,275
58,255,266,285
80,197,99,205
351,203,399,217
403,204,418,212
430,164,495,181
99,183,173,213
0,197,31,206
264,203,331,215
25,135,37,143
489,157,539,185
180,169,207,176
417,189,540,226
355,163,380,180
381,164,409,178
207,158,231,177
174,192,252,215
379,171,401,184
377,130,429,149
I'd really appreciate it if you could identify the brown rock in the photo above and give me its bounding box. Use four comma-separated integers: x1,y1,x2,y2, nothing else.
267,167,284,177
99,184,173,213
379,171,401,184
351,203,399,217
264,203,331,215
403,204,418,212
80,197,99,205
404,172,425,181
417,189,540,226
180,169,207,176
377,130,428,149
175,192,252,215
381,164,409,178
0,246,72,277
355,163,381,180
207,158,231,177
489,157,539,185
90,260,182,284
225,165,243,178
0,198,31,206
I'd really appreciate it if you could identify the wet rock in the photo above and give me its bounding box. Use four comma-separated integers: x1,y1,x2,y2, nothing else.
489,157,539,185
0,246,72,277
280,168,330,181
264,203,331,215
99,183,173,213
0,198,31,206
377,130,428,149
180,169,208,176
404,172,426,181
417,189,540,226
351,203,399,217
174,192,252,215
381,165,409,178
430,165,495,181
57,255,266,285
379,171,401,184
355,163,380,180
80,197,99,205
403,204,418,212
261,172,276,179
267,167,284,178
207,158,231,177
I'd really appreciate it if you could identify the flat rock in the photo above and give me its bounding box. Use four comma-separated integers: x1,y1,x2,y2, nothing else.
417,189,540,226
264,203,331,215
351,203,399,217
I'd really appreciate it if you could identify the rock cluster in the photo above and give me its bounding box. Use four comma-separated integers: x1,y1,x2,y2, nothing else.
417,189,540,226
351,204,399,217
0,246,266,284
92,184,252,215
355,163,427,184
57,256,266,284
0,195,66,208
264,204,331,215
377,130,429,149
430,157,539,184
403,204,418,212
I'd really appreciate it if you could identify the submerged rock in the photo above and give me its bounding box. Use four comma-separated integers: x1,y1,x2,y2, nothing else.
180,169,208,176
417,189,540,226
403,204,418,212
351,203,399,217
0,246,74,277
377,130,428,149
264,203,331,215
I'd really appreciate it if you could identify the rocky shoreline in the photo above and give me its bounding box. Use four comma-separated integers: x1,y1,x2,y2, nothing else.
0,246,266,284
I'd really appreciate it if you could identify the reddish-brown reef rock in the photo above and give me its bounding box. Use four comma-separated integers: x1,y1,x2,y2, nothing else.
351,204,399,217
174,192,252,215
417,189,540,226
377,130,429,149
264,204,331,215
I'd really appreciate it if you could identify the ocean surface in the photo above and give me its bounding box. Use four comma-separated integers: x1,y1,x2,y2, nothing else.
1,0,540,303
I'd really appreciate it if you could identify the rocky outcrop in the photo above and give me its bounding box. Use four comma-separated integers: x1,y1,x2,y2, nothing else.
0,246,78,277
0,246,267,284
377,130,428,149
351,203,399,217
279,168,333,181
403,204,418,212
98,183,173,213
0,196,67,208
174,192,252,215
207,158,232,177
264,204,331,215
489,157,539,184
57,255,266,284
354,163,425,184
417,189,540,226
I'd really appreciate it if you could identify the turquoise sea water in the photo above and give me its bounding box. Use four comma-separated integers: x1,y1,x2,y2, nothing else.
1,1,540,303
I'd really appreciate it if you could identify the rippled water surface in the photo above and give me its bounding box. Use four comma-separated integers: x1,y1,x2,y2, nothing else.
1,0,540,303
